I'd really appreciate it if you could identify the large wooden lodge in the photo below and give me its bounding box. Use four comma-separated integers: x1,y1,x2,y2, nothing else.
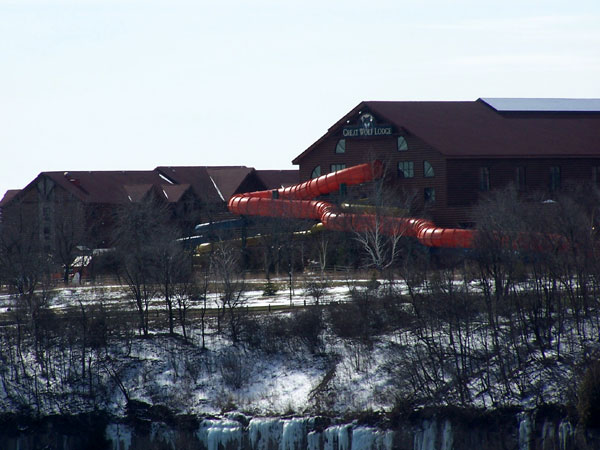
0,166,298,251
292,98,600,227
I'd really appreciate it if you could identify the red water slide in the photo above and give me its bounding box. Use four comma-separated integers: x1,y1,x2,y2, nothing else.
228,161,477,248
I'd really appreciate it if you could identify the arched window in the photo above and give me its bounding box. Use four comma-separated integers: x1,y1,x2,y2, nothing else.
424,187,436,204
398,161,414,178
335,139,346,154
397,136,408,151
423,161,435,178
311,166,321,179
550,166,560,191
479,167,490,191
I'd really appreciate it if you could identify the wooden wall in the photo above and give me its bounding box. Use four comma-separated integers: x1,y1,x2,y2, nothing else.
297,133,600,228
297,130,453,223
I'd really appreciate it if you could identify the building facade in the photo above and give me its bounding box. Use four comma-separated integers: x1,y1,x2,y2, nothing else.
292,98,600,227
0,166,298,255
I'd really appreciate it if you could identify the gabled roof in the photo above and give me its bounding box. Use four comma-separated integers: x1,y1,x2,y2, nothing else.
160,184,192,203
123,183,193,203
155,166,255,203
205,167,255,201
154,166,223,203
292,98,600,163
43,171,168,203
0,189,20,207
123,184,154,202
2,165,295,208
255,170,299,189
7,171,198,207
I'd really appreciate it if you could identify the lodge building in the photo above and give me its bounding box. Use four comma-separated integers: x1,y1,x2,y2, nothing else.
292,98,600,227
0,166,297,252
2,97,600,260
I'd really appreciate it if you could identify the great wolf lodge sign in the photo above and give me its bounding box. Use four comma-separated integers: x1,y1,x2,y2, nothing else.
342,113,393,137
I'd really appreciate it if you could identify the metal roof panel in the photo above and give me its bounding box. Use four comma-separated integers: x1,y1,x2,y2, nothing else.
481,97,600,112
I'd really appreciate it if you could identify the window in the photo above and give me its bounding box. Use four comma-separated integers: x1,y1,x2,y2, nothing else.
550,166,560,191
335,139,346,154
424,187,436,204
593,167,600,186
423,161,435,178
479,167,490,191
516,166,526,190
398,161,414,178
330,164,346,173
311,166,321,179
397,136,408,151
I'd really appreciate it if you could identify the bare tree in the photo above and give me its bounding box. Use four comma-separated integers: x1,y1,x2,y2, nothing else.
315,230,329,275
194,267,211,349
152,223,195,336
0,200,52,298
169,251,208,343
471,185,528,393
210,243,246,343
52,197,88,284
350,175,416,293
113,199,170,336
0,200,55,385
303,276,329,306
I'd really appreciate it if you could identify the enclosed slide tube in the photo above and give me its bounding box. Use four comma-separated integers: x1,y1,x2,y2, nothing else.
228,161,477,249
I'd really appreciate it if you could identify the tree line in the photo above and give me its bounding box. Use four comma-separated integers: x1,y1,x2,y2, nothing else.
0,181,600,417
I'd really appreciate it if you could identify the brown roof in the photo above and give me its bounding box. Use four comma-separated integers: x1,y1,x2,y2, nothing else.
10,170,195,207
122,183,192,203
292,99,600,163
43,171,168,204
155,166,220,203
7,166,292,208
0,189,20,207
155,166,252,203
161,184,192,203
205,167,255,200
123,184,154,202
255,170,299,189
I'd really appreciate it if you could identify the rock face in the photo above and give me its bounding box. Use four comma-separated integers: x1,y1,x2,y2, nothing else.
1,408,599,450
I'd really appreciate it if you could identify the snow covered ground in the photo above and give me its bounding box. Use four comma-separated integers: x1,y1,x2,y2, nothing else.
0,276,595,420
0,277,355,313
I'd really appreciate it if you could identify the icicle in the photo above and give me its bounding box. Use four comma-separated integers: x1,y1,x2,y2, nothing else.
151,422,177,448
323,425,339,450
558,420,573,450
280,418,307,450
414,419,437,450
440,420,453,450
198,419,243,450
105,423,133,450
338,424,352,450
323,424,352,450
351,427,392,450
351,427,376,450
541,420,554,449
248,418,283,450
382,430,394,450
518,413,532,450
307,431,321,450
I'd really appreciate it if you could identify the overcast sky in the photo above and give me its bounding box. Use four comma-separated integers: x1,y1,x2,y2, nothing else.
1,0,599,198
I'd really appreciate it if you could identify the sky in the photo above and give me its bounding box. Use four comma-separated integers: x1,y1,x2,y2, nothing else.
1,0,599,198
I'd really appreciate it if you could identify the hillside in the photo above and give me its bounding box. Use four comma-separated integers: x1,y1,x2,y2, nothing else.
0,271,596,423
